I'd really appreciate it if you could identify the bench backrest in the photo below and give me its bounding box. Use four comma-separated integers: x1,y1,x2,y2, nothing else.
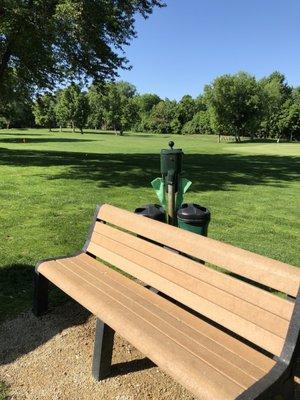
85,204,300,357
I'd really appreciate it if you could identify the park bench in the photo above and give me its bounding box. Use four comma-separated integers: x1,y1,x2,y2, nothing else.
33,204,300,400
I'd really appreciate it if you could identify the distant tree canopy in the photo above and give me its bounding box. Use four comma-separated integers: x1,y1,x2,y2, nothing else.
0,0,164,102
1,72,300,141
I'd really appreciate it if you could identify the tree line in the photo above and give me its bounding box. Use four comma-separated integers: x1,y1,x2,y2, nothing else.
1,71,300,141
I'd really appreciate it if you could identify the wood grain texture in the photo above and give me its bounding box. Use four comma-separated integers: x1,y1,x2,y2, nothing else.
37,254,276,400
97,204,300,297
93,222,293,321
87,238,285,356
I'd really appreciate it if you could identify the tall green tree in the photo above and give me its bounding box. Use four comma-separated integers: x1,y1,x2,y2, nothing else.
278,100,300,141
55,84,80,131
74,93,90,134
0,1,164,98
182,110,213,135
149,99,180,134
177,95,197,127
205,72,264,141
87,84,104,130
101,82,138,135
259,72,292,139
33,93,56,131
134,93,161,131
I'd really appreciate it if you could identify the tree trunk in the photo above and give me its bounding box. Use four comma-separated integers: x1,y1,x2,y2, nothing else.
80,128,83,134
60,126,62,132
218,133,221,143
72,121,75,132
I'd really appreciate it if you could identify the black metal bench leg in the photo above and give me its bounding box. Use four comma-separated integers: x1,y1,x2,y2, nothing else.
32,272,49,316
92,318,115,380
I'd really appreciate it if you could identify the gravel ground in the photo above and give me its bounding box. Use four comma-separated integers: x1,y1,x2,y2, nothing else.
0,302,195,400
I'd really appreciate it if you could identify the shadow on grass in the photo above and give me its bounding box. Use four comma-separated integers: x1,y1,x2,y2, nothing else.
0,147,298,191
0,263,71,323
0,146,299,371
0,138,96,144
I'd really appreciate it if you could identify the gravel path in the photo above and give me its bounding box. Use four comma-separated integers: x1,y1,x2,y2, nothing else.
0,302,195,400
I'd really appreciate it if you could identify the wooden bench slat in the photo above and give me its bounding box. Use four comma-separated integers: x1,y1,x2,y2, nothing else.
38,255,276,398
59,258,256,389
38,259,245,400
89,230,289,339
88,231,287,355
87,239,285,356
75,253,276,376
98,204,300,297
93,222,293,321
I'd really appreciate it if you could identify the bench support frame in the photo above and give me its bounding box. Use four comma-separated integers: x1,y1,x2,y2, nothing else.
92,319,115,380
237,288,300,400
33,272,49,316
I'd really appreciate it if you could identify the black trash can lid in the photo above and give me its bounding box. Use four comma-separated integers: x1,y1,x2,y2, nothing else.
177,203,211,223
134,204,165,220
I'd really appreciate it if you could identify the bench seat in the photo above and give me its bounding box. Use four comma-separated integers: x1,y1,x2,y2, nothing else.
38,253,276,400
33,204,300,400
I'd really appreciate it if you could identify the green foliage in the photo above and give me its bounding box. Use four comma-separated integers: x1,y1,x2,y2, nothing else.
87,84,104,129
100,81,139,134
258,71,292,139
2,72,300,140
73,93,90,134
0,0,164,98
149,99,180,134
182,110,214,135
205,72,264,141
55,84,80,131
135,93,161,114
278,100,300,141
33,93,56,131
177,95,197,126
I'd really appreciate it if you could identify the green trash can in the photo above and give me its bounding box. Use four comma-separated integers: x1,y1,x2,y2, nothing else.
177,203,211,236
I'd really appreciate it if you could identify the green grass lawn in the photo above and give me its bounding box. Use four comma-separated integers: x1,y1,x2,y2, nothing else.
0,129,299,321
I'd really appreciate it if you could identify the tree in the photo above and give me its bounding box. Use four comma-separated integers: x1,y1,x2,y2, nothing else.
74,93,90,134
55,84,80,131
134,93,161,132
177,95,197,127
278,100,300,141
149,99,180,134
258,72,292,139
0,68,34,128
0,1,164,98
32,93,56,131
0,98,34,129
205,72,264,141
135,93,161,114
87,84,104,130
182,110,213,135
101,82,138,135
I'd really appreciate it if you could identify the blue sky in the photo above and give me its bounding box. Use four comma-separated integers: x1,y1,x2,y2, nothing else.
118,0,300,100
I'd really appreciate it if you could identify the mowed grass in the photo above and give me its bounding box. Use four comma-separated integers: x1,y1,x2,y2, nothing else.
0,129,299,321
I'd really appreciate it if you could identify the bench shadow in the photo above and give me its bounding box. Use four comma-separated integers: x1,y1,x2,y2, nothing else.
0,300,90,366
110,357,155,377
